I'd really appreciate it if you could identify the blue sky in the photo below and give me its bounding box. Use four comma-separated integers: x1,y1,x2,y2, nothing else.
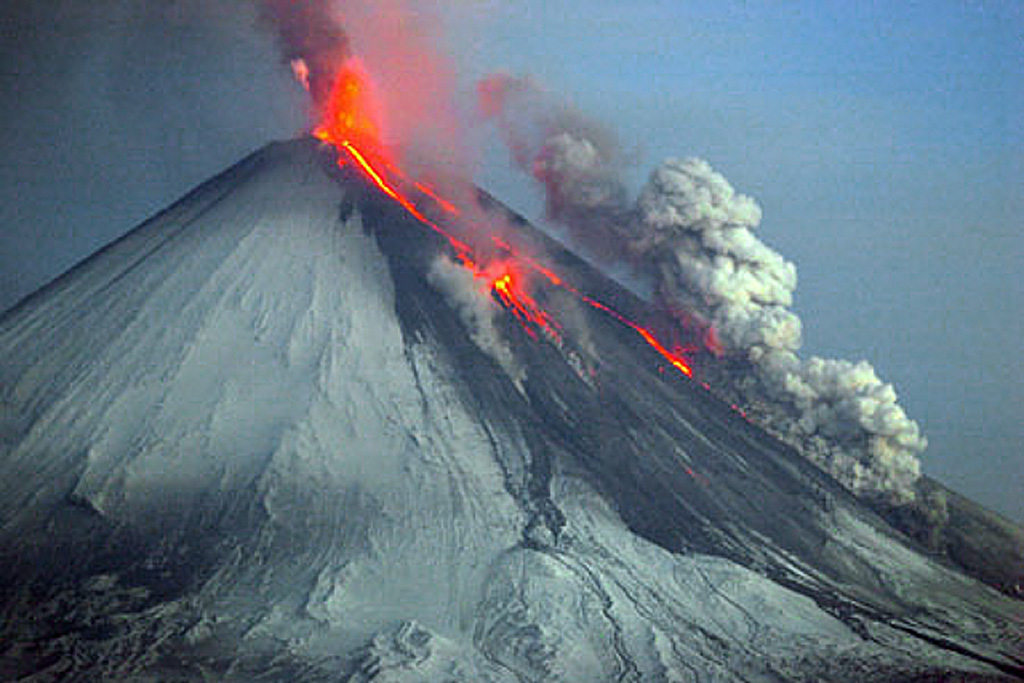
1,0,1020,519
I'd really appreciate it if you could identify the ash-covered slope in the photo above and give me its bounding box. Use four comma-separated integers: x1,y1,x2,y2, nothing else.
0,138,1020,681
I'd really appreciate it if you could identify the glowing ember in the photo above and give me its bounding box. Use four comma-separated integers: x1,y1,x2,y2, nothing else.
488,267,561,342
290,59,311,92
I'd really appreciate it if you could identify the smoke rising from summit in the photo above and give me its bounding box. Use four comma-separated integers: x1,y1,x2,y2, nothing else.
261,0,466,181
483,77,927,503
260,0,350,106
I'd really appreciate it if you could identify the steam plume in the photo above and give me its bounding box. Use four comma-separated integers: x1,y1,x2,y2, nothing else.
484,79,926,503
428,255,524,386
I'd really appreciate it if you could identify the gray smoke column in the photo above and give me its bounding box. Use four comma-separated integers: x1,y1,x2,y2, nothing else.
755,353,927,500
634,158,801,356
483,78,927,504
260,0,349,105
479,74,630,260
632,158,926,503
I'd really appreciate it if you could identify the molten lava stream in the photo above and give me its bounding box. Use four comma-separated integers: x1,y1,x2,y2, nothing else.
306,57,693,380
319,116,705,479
302,57,717,491
488,238,693,376
331,139,693,378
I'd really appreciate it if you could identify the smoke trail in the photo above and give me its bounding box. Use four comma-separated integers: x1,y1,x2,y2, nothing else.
483,78,927,504
478,74,630,260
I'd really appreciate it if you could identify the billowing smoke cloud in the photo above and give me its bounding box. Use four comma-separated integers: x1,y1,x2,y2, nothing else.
484,79,927,504
634,158,801,356
427,255,524,387
755,354,925,498
632,158,925,502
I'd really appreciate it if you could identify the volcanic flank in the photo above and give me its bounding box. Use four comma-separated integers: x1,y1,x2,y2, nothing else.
0,136,1022,681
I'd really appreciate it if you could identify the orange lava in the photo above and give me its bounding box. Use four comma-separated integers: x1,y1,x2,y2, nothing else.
488,266,561,342
577,295,692,376
307,55,694,378
413,181,461,216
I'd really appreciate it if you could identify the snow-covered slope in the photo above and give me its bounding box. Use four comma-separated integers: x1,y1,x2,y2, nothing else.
0,139,1020,681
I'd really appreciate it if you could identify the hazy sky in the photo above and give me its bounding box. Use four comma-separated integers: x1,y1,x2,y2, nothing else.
1,1,1020,521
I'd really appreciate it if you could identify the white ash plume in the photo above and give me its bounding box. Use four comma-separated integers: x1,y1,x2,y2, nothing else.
427,255,524,387
754,352,926,500
634,157,801,357
631,157,926,503
481,81,927,502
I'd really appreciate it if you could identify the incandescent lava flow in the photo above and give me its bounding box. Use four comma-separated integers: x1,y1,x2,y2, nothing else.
296,56,696,380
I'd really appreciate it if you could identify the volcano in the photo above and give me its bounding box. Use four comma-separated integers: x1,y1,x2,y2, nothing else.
0,138,1020,681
